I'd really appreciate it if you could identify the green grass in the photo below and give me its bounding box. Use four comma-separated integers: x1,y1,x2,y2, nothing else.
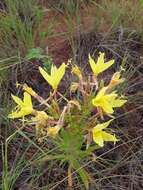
92,0,143,34
0,0,43,58
44,0,92,13
1,130,37,190
0,0,44,96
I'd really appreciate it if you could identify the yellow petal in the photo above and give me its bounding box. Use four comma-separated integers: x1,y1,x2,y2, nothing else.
93,120,113,133
97,52,114,71
8,110,26,118
71,64,82,79
95,87,107,99
96,52,105,66
92,89,119,114
101,131,118,142
89,54,97,75
55,63,66,86
51,65,58,75
100,99,114,114
92,87,107,107
98,59,114,74
23,92,33,108
93,131,104,147
104,91,117,99
111,98,127,108
39,66,54,89
11,94,24,107
92,96,114,114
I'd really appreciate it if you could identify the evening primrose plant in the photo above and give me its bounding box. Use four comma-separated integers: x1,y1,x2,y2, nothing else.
8,52,127,189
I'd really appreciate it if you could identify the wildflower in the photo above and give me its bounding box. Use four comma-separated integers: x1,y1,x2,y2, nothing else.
89,52,115,76
108,72,125,89
47,125,61,138
92,87,127,114
92,120,118,147
71,65,82,79
8,92,34,118
39,63,66,90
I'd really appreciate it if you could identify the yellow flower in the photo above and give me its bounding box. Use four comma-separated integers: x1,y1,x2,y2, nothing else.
89,52,115,76
92,120,118,147
92,87,127,114
8,92,34,118
47,125,61,138
71,65,82,79
39,63,66,89
108,72,125,89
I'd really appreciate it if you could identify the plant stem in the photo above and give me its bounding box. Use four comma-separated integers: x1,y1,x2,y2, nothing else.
68,165,73,189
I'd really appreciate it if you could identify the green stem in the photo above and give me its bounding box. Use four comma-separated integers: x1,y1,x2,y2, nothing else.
2,141,9,190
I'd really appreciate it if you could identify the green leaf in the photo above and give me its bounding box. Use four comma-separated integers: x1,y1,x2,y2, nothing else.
26,47,44,60
72,160,90,190
79,145,100,158
32,154,65,165
43,57,53,72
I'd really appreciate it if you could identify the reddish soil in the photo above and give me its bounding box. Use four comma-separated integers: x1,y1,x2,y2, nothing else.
37,4,97,64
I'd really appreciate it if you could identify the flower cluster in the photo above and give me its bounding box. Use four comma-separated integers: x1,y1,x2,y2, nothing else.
9,52,127,147
8,52,127,188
